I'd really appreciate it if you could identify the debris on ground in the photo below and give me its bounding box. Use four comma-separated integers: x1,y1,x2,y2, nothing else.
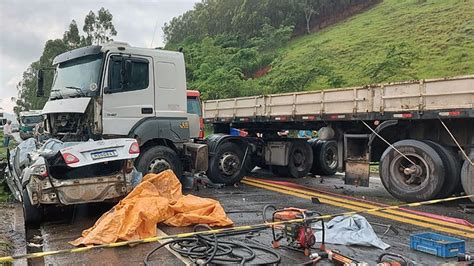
71,170,233,246
459,204,474,214
312,214,390,250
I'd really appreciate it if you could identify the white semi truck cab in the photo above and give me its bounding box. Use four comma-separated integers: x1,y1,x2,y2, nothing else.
38,42,209,177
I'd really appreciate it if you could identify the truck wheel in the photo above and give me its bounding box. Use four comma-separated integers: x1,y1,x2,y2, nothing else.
379,140,445,202
22,189,43,226
310,140,338,176
136,146,183,179
423,141,461,198
207,142,246,185
461,156,473,202
287,141,313,178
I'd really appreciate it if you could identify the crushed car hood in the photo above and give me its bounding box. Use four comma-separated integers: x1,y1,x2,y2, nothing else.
42,97,91,114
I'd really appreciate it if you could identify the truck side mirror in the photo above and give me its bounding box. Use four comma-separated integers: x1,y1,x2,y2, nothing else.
36,69,44,97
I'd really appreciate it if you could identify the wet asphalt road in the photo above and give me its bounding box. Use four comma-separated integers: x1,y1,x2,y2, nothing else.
23,170,473,265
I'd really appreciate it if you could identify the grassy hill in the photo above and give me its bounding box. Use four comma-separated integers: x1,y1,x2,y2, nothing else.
259,0,474,92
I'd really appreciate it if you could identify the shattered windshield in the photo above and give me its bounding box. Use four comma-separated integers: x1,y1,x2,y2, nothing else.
50,54,103,99
21,115,43,125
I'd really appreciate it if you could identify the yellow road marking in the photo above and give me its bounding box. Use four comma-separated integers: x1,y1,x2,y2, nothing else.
242,179,474,238
244,177,474,233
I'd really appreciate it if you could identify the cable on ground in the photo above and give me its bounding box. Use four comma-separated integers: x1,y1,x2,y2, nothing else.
144,224,281,266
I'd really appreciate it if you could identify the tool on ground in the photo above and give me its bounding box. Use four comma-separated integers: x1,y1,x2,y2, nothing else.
370,222,399,236
262,205,325,256
325,249,360,265
377,253,409,266
144,224,281,265
458,253,473,262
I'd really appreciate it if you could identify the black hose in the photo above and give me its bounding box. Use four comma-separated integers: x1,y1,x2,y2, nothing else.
377,252,409,265
144,224,281,265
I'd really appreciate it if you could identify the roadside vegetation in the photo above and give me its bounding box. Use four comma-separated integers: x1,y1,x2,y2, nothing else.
0,132,14,202
165,0,473,99
12,1,474,113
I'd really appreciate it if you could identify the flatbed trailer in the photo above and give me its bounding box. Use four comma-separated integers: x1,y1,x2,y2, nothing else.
202,76,474,202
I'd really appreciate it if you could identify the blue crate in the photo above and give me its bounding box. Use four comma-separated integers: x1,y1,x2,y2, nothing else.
410,232,465,258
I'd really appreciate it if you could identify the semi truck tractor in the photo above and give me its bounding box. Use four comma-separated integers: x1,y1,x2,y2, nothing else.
35,42,473,203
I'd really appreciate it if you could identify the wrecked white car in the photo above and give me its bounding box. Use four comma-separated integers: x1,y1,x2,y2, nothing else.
4,137,140,225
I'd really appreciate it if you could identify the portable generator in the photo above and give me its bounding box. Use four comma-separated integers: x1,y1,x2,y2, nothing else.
262,205,325,256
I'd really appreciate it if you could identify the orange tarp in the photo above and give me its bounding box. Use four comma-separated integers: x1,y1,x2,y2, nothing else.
71,170,233,246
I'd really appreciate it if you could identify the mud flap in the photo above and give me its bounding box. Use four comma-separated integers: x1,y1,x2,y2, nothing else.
344,134,370,187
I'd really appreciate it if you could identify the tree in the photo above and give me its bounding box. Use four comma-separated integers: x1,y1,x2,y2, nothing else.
15,8,118,113
303,1,318,34
83,8,117,45
63,20,82,48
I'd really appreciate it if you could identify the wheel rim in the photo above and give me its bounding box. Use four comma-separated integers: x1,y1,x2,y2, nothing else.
148,158,171,173
218,152,241,176
292,148,306,171
324,146,337,169
389,153,430,191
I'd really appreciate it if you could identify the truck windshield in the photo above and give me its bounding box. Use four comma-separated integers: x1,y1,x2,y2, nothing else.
50,54,103,99
187,97,202,116
21,115,43,125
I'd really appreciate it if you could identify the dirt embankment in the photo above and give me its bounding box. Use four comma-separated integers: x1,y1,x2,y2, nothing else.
0,203,25,259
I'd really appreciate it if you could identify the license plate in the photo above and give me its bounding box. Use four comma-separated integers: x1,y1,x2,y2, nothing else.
91,150,118,160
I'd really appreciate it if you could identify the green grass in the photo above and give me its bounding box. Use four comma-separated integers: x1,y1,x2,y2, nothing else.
262,0,474,90
0,132,15,202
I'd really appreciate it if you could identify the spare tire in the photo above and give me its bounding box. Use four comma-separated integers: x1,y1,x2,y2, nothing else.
310,140,338,176
207,142,246,185
423,141,461,198
379,139,445,202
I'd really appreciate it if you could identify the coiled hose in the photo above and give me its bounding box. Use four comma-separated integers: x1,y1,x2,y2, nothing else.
144,224,281,265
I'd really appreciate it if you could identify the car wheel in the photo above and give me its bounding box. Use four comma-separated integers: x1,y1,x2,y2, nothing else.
22,189,43,227
379,139,445,202
136,145,183,179
207,142,246,185
423,140,461,198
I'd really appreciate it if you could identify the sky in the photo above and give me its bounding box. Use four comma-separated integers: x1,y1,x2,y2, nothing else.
0,0,199,114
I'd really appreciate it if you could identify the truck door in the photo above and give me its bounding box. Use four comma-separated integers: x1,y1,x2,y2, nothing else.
102,54,155,135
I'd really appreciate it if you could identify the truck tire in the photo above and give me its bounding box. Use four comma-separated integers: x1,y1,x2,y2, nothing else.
423,141,461,198
207,142,246,185
310,140,338,176
136,146,183,179
379,140,445,202
22,189,43,226
287,141,313,178
461,156,473,202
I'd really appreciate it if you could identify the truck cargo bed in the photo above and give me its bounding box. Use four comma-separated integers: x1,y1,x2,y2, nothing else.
203,75,474,123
